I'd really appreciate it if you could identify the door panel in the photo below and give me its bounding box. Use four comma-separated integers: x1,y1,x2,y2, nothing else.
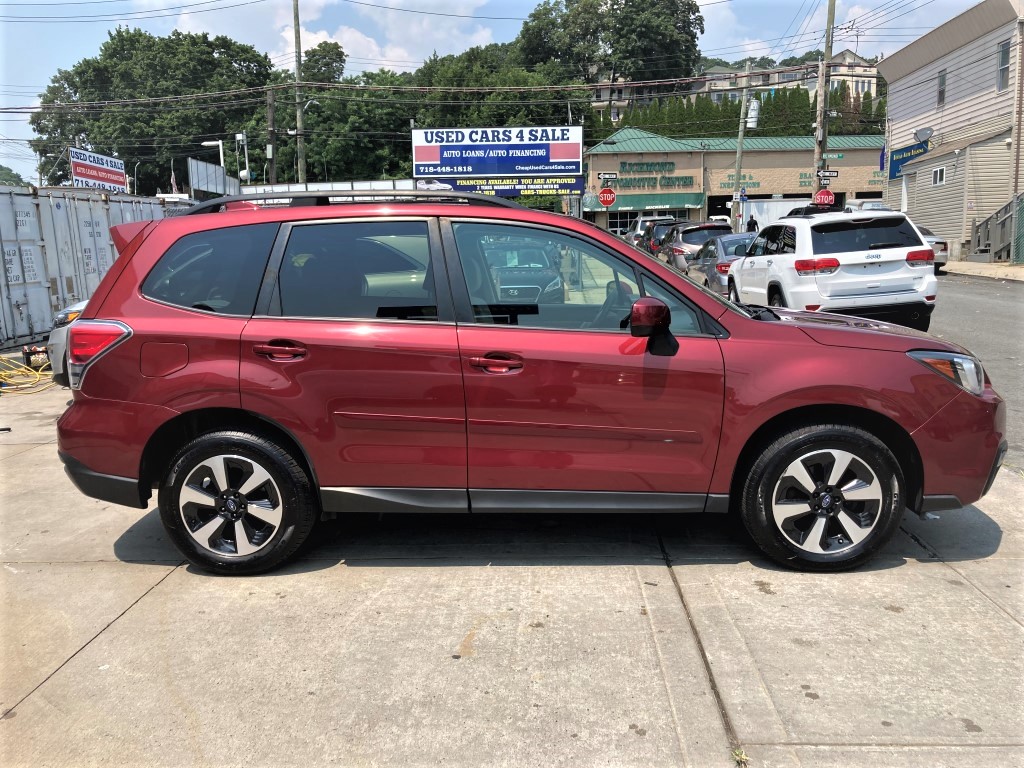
444,219,726,495
459,326,725,493
241,219,467,491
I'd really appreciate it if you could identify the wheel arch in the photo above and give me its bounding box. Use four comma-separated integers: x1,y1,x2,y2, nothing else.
767,281,785,302
729,404,924,515
140,408,320,506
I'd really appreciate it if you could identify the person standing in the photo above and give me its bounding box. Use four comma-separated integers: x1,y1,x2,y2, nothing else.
746,214,759,232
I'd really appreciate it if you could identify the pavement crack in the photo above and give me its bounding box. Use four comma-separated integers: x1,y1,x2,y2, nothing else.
0,563,183,720
654,522,742,754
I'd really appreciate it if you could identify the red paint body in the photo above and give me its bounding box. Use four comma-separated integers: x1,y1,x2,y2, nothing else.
58,202,1005,514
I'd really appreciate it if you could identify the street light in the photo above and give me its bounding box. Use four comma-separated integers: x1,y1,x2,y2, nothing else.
235,132,251,183
200,139,225,167
133,161,140,195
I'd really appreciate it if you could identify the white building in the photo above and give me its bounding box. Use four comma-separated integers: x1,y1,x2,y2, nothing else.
877,0,1023,260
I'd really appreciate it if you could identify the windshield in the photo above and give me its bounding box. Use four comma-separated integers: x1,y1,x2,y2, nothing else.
650,223,676,240
811,217,923,254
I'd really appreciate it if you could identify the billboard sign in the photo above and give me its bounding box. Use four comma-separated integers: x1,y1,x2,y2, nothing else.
888,140,930,180
187,157,241,196
415,175,584,197
412,126,583,178
69,148,127,193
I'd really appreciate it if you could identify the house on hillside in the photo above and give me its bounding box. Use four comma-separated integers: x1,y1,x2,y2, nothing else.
877,0,1023,261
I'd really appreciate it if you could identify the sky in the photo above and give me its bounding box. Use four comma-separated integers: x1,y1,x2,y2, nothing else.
0,0,978,182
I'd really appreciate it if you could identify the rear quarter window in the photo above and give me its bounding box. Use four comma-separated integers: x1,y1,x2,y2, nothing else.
140,223,278,315
811,217,923,255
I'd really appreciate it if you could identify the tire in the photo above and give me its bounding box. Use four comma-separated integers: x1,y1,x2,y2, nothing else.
159,431,318,575
728,282,739,303
934,264,943,276
769,290,786,308
740,424,905,572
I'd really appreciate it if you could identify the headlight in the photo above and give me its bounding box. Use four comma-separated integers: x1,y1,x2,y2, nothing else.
53,309,83,328
908,351,985,395
544,276,562,293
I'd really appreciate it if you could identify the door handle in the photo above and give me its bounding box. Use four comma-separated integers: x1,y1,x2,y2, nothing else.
253,342,307,360
468,354,524,374
766,259,773,267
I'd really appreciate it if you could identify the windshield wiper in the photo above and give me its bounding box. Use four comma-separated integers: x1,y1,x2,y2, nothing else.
737,303,779,320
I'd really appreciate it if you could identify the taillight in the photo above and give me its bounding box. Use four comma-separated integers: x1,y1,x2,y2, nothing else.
67,320,132,389
672,246,686,255
794,257,840,276
716,263,731,274
805,304,821,311
906,248,934,266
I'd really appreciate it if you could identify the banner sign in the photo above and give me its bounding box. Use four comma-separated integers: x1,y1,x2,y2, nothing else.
412,126,583,178
888,140,931,180
416,175,584,198
187,157,240,196
69,148,127,192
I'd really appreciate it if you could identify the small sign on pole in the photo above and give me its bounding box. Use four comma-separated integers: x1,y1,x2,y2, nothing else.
813,188,835,206
598,187,616,207
597,172,618,180
817,170,839,178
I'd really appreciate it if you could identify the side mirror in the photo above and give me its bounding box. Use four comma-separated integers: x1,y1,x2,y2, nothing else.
630,297,671,337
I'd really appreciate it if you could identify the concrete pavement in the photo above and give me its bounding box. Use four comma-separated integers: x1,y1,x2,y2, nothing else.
2,386,1022,768
942,260,1023,282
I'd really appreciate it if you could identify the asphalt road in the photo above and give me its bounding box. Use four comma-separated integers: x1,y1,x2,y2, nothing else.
929,271,1023,470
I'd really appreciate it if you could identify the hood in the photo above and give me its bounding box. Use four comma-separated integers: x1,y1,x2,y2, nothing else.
773,308,971,355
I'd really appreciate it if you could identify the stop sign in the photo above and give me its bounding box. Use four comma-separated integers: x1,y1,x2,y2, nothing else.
813,188,835,207
598,187,616,207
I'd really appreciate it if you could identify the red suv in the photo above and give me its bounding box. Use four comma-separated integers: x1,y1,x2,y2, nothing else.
58,192,1007,575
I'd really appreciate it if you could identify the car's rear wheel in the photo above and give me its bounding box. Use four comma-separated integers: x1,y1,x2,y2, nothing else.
740,424,904,571
769,290,786,308
159,431,318,575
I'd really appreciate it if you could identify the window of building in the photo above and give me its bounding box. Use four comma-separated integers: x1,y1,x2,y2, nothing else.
998,40,1011,92
937,70,946,106
610,108,620,121
932,167,945,186
760,74,770,85
712,92,723,103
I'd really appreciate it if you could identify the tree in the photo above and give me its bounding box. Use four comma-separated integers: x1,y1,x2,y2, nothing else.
607,0,704,86
0,164,27,186
779,49,824,67
30,28,272,193
303,41,347,83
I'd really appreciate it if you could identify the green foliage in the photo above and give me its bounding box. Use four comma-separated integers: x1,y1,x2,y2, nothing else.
30,27,272,193
779,50,824,67
0,164,27,186
303,41,347,83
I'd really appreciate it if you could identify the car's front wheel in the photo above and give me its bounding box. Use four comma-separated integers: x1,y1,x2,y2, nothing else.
728,282,739,302
159,431,318,575
740,424,905,571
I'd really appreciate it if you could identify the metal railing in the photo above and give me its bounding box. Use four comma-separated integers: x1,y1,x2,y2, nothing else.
969,194,1020,263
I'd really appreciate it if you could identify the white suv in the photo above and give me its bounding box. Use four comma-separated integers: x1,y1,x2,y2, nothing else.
727,211,937,331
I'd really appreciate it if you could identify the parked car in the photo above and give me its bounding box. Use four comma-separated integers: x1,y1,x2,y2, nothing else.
727,210,937,331
46,299,88,387
844,200,892,213
917,226,948,274
623,214,675,248
656,221,735,269
57,191,1005,576
689,233,757,294
416,178,452,191
480,239,565,304
639,219,684,257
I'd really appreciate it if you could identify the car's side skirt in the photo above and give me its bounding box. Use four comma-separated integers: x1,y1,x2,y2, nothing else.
319,487,727,518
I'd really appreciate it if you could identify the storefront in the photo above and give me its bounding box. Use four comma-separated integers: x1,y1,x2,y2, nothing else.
583,128,887,230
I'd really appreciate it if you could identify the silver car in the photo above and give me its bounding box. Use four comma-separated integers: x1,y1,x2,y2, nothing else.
46,299,88,387
689,233,756,295
917,226,948,274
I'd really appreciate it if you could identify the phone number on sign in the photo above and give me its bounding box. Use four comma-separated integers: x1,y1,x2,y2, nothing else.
417,165,473,174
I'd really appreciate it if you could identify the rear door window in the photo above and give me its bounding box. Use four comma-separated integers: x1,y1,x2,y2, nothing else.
141,223,278,315
274,220,438,321
811,217,923,255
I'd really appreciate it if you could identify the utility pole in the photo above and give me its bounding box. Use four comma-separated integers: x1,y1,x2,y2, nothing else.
730,61,752,232
293,0,306,184
814,0,838,192
267,88,277,184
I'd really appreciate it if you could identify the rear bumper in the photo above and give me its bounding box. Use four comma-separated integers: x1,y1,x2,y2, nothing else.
824,301,934,324
59,450,148,509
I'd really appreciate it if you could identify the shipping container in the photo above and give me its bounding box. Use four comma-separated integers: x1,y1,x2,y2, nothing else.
0,186,189,348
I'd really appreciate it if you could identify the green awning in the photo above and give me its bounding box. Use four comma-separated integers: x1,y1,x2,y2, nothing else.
584,192,705,212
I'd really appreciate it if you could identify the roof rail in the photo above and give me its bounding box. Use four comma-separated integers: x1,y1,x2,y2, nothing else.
178,190,527,216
